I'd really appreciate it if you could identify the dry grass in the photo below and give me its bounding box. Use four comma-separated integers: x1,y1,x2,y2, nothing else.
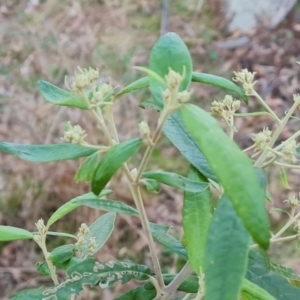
1,0,300,298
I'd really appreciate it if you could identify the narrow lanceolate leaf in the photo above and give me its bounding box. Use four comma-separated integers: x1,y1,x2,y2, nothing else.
183,167,212,274
142,170,209,193
11,289,45,300
191,72,248,104
278,166,291,189
241,279,276,300
149,223,188,261
38,80,87,109
83,212,116,256
73,198,138,216
75,151,100,183
116,77,149,98
0,143,96,163
42,258,152,300
149,32,193,107
91,139,142,195
47,190,113,228
142,178,160,192
247,250,300,299
0,226,33,241
163,112,217,181
204,197,250,300
270,262,300,282
181,104,270,249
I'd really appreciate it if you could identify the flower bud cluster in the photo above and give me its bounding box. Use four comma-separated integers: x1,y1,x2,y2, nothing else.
162,68,192,111
211,95,240,121
66,67,99,94
75,223,90,247
284,195,300,208
232,69,257,95
33,219,47,246
281,140,297,164
90,83,114,108
63,122,87,145
87,237,97,256
252,128,272,152
138,121,153,146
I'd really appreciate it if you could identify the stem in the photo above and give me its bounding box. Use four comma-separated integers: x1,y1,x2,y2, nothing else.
255,99,300,167
251,90,281,124
234,111,275,119
273,129,300,152
161,262,193,300
250,234,299,249
229,115,234,140
275,161,300,169
243,144,256,153
135,109,170,181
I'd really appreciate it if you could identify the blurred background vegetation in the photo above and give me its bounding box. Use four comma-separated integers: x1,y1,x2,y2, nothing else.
1,0,300,299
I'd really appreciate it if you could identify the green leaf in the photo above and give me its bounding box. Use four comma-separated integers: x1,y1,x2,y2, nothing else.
50,244,75,269
135,67,165,85
11,289,45,300
270,208,289,215
181,104,270,249
92,139,142,195
139,99,161,111
116,274,200,300
191,72,248,104
149,32,192,107
35,261,51,277
83,212,116,256
183,167,212,274
278,166,291,189
242,279,276,300
247,250,300,299
75,151,100,183
142,170,209,193
149,223,188,261
47,190,112,228
73,198,139,216
0,226,33,241
116,77,149,98
270,262,300,282
43,258,152,300
38,80,87,109
142,178,160,192
204,196,250,300
163,111,217,181
0,143,96,163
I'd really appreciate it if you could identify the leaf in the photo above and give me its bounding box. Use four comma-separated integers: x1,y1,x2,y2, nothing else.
270,262,300,282
47,190,113,228
35,261,51,277
183,167,212,274
73,198,139,216
92,139,142,195
142,178,160,193
38,80,87,109
139,99,161,111
270,208,289,215
50,244,75,269
241,279,276,300
115,274,199,300
75,151,100,183
116,77,149,98
247,250,300,299
0,226,33,241
42,258,152,300
181,104,270,249
83,212,116,256
11,289,45,300
0,143,96,163
163,111,217,181
149,223,188,261
278,166,291,189
149,32,193,107
134,67,165,85
204,196,250,300
142,170,209,193
191,72,248,104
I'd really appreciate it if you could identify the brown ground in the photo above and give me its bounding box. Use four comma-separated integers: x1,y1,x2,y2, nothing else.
1,0,300,299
